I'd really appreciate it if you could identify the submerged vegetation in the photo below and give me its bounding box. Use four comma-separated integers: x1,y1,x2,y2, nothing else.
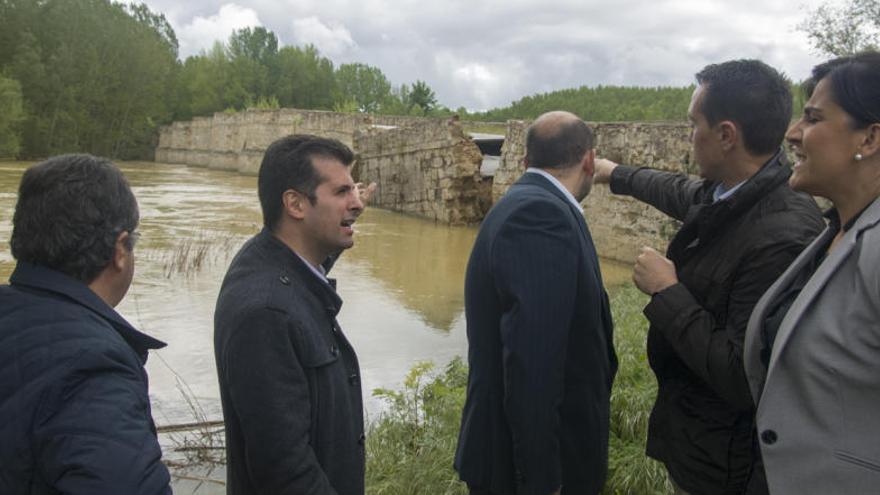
364,284,671,495
148,231,241,278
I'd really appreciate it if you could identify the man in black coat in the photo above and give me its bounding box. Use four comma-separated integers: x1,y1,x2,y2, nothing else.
0,155,170,494
215,135,366,494
455,111,618,495
594,60,825,494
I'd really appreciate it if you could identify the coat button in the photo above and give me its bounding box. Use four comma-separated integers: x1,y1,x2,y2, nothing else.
279,275,290,285
760,429,778,445
329,345,339,357
515,469,526,484
348,373,360,385
358,433,366,446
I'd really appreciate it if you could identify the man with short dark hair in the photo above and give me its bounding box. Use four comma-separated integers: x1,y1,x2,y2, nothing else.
455,111,618,495
593,60,825,494
0,154,170,494
215,134,366,494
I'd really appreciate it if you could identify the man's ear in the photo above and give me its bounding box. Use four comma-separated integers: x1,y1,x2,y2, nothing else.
282,189,308,220
717,120,738,152
582,148,596,177
112,231,131,272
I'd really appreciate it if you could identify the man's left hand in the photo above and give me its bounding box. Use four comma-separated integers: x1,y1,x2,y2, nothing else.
633,246,678,295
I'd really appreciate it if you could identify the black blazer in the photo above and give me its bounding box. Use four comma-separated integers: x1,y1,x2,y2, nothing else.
454,172,617,495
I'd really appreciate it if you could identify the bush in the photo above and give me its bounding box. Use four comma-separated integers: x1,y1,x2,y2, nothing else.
365,284,671,495
367,359,469,495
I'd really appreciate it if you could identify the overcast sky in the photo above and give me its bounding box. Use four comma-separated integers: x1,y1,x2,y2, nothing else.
131,0,836,111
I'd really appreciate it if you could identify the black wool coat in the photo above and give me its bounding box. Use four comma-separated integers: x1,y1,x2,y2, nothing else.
610,151,824,494
214,229,364,495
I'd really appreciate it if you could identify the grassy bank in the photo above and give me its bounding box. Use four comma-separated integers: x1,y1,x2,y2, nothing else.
365,284,671,495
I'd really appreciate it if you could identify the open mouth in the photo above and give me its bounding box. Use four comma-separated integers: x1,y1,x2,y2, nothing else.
341,218,356,233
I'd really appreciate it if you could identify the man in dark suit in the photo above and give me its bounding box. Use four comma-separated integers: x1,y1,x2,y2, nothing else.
455,111,618,495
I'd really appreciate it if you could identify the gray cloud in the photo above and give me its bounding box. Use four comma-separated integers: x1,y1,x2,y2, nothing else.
134,0,831,111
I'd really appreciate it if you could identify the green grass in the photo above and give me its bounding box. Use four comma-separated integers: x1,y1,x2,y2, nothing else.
604,286,671,495
365,284,671,495
460,121,508,136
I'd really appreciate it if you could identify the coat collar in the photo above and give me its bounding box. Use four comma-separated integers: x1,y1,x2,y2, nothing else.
256,228,343,316
512,171,597,276
759,196,880,395
9,262,166,361
514,170,585,221
668,149,792,260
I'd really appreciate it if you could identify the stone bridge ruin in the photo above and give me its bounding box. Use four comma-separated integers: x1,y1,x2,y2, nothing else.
154,109,695,262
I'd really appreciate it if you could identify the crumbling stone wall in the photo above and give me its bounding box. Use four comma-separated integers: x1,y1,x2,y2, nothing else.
156,109,378,174
494,121,694,263
156,110,705,261
155,109,488,224
155,109,450,175
354,118,487,225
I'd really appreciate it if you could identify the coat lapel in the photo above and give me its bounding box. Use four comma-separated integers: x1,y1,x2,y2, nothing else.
763,198,880,392
514,172,587,236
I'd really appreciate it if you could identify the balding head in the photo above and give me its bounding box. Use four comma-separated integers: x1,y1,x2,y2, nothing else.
525,111,593,170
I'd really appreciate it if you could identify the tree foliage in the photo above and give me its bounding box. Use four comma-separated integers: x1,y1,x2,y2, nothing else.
334,63,393,113
0,0,177,159
799,0,879,56
0,74,25,158
408,80,438,116
466,85,694,122
0,0,704,160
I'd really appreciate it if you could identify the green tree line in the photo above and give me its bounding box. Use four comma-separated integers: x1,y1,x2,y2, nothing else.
1,0,869,159
0,0,441,159
465,85,695,123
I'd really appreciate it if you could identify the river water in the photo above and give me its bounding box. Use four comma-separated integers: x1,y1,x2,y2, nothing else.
0,160,632,487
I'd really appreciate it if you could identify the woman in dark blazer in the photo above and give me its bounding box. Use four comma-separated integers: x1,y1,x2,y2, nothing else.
744,51,880,495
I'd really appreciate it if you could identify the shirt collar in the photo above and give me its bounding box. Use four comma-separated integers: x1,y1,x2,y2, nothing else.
525,168,583,211
712,180,746,203
293,250,330,284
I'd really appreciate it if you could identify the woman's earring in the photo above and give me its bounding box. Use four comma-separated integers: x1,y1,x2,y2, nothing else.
855,153,864,161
